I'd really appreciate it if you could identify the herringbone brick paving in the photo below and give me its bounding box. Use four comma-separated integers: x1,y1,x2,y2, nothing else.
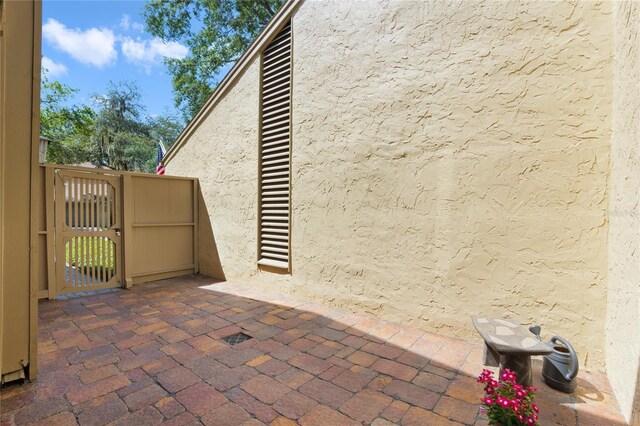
0,275,626,425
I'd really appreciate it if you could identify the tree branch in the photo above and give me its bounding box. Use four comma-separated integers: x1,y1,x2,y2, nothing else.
260,0,275,16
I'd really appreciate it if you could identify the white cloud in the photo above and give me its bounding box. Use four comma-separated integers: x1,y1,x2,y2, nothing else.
120,14,130,31
42,56,68,77
120,14,144,32
43,18,117,68
132,22,145,32
122,37,188,71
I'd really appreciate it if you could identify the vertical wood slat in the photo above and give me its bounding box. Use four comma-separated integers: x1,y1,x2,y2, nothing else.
69,177,74,287
69,178,74,287
108,182,113,282
97,180,101,283
103,182,107,283
85,178,90,286
82,178,86,286
80,178,86,287
100,181,104,283
89,181,93,283
54,173,66,296
100,182,105,284
74,177,80,287
69,176,77,281
86,179,94,286
97,179,101,230
122,174,133,288
92,179,98,284
76,177,80,287
107,183,111,226
73,177,77,287
93,179,97,284
109,181,113,282
88,178,93,285
76,178,81,286
258,21,292,270
70,178,75,287
86,178,90,286
45,168,56,300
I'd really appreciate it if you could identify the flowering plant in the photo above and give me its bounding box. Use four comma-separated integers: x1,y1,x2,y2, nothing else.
477,369,540,426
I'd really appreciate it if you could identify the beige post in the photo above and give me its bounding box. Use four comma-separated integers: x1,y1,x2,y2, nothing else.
29,0,42,378
193,179,199,274
0,0,42,382
122,174,134,288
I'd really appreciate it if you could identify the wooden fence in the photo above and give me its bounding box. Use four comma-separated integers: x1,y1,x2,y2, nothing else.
37,164,198,299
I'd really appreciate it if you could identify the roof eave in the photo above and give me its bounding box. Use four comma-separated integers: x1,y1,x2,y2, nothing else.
163,0,303,165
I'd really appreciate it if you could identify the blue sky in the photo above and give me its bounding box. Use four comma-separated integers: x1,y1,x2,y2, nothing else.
42,1,186,119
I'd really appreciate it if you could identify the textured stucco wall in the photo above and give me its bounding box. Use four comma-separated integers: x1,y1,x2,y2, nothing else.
168,1,613,370
168,60,262,280
607,2,640,423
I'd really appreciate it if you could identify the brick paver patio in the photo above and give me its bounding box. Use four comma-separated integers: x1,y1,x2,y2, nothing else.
0,275,627,425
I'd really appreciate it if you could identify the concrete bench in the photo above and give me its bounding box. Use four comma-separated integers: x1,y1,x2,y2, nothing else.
471,316,553,387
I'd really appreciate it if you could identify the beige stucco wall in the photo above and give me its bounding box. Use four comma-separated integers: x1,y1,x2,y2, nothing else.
607,2,640,423
168,0,613,370
169,60,262,279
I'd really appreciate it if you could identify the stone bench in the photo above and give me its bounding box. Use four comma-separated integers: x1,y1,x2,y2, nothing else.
471,316,553,387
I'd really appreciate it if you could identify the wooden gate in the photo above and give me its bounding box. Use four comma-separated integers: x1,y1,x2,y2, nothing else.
54,169,122,294
39,165,198,300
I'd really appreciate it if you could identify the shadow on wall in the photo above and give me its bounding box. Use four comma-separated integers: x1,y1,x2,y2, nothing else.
198,189,225,280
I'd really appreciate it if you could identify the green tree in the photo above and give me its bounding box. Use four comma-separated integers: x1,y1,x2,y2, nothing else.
92,81,184,173
143,0,286,120
148,113,184,149
40,75,95,164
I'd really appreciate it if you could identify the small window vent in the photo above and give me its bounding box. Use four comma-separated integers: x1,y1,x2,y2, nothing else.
221,332,252,345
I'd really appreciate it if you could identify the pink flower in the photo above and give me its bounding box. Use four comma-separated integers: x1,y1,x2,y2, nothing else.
482,397,494,405
477,368,539,425
501,369,516,382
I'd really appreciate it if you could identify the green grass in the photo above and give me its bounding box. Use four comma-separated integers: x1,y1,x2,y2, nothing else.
66,236,115,277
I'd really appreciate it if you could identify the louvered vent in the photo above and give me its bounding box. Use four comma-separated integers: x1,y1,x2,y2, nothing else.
258,22,291,270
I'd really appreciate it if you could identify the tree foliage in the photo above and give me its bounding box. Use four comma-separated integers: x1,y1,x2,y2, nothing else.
148,114,184,149
41,77,184,174
92,81,180,173
143,0,286,120
41,76,95,164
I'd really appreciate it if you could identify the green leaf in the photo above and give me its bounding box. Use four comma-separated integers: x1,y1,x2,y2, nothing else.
143,0,286,120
